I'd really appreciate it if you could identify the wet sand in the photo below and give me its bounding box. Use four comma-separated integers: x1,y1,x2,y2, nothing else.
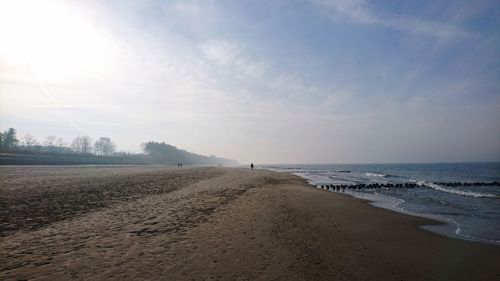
1,166,499,280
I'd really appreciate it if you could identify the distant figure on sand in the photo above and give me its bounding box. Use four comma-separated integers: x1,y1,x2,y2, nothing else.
251,163,254,170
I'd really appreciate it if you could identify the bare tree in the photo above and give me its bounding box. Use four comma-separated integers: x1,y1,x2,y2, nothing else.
44,135,56,152
71,136,92,154
94,139,103,156
23,134,39,147
55,138,65,152
71,137,81,153
94,137,115,156
81,136,92,154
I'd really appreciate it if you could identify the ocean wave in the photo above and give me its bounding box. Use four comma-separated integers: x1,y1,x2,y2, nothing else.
418,181,497,198
365,172,386,177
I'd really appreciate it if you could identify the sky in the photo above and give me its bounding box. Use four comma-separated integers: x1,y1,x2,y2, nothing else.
0,0,499,164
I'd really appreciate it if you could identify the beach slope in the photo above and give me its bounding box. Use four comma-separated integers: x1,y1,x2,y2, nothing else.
1,166,499,280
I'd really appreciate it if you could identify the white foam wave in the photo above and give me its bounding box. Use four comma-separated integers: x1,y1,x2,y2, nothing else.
365,172,385,177
417,181,497,198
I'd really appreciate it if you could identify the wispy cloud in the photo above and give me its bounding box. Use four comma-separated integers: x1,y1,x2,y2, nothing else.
200,39,240,65
199,39,267,78
162,0,221,38
311,0,468,39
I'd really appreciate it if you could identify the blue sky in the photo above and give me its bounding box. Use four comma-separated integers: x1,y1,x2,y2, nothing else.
0,0,499,163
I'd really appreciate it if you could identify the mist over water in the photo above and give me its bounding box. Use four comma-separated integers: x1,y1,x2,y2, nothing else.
263,162,500,245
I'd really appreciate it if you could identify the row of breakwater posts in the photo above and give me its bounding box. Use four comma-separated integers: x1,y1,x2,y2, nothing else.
317,181,500,191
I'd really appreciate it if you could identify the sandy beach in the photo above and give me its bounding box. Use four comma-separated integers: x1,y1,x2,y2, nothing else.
1,166,499,281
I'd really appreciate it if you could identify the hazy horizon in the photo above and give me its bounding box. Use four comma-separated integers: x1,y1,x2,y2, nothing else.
1,0,499,164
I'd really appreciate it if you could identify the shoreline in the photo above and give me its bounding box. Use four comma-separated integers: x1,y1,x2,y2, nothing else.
1,166,500,280
283,169,500,246
311,185,469,244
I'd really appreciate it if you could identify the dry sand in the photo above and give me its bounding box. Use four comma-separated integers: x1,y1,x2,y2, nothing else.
1,166,499,281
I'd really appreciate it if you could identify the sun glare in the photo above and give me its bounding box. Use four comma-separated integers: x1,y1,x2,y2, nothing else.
0,0,113,82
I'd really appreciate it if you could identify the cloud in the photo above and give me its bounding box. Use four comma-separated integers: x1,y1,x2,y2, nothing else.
200,39,240,65
199,39,267,78
311,0,468,39
314,0,376,24
162,0,220,38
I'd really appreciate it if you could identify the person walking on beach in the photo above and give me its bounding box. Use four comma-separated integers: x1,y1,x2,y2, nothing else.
251,163,254,170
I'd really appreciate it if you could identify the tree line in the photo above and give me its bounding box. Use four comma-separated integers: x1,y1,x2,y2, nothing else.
0,127,238,166
0,128,116,156
142,141,237,166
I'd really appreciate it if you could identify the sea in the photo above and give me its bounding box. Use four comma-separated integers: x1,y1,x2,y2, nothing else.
261,162,500,245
